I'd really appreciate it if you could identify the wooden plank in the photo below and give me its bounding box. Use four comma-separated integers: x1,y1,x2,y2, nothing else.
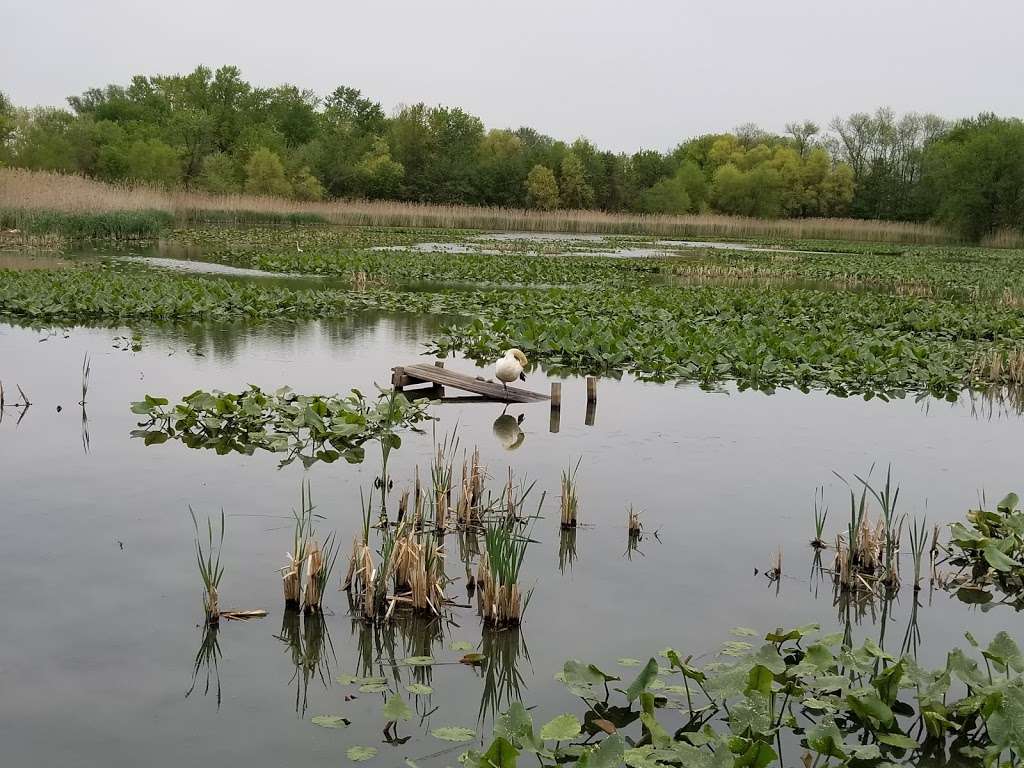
393,363,549,403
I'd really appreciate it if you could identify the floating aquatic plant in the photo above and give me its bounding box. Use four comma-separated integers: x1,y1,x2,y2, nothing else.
130,385,434,468
945,492,1024,609
559,459,581,529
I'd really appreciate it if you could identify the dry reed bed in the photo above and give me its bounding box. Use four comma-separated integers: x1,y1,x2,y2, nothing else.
0,168,954,244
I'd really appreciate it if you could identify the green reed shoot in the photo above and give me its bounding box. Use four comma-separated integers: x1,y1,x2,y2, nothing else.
811,486,828,548
560,458,582,528
189,506,225,625
429,426,459,529
79,353,90,406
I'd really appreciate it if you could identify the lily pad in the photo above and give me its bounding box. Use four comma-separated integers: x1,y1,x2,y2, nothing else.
450,641,475,651
406,683,433,695
358,681,390,693
432,726,476,742
383,695,413,721
311,714,349,728
617,658,643,667
403,655,434,667
347,745,377,762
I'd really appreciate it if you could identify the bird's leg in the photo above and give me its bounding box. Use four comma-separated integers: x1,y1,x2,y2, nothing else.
502,382,508,399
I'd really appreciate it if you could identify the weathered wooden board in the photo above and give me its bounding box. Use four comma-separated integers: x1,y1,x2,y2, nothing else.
392,363,549,403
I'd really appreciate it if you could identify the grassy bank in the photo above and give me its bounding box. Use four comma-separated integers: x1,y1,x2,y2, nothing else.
0,168,954,245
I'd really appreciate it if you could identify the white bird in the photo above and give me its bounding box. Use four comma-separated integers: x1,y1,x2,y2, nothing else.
295,241,303,253
495,348,528,397
493,412,526,450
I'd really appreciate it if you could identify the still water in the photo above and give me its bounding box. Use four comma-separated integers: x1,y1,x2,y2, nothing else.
1,316,1021,767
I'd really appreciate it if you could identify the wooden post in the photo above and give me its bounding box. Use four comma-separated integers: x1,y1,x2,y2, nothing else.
549,383,561,434
392,366,405,391
585,378,597,426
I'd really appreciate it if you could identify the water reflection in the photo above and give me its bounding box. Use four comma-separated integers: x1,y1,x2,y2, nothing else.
492,411,525,450
558,527,579,573
275,609,336,716
476,627,531,726
186,623,222,708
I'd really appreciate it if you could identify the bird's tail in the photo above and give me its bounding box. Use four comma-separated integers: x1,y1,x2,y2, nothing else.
519,371,527,382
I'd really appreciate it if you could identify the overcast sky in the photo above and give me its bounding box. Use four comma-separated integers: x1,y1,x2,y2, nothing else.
4,0,1022,152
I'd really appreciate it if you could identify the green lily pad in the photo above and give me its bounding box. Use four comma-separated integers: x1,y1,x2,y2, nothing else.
617,658,642,667
403,655,435,667
450,641,474,651
383,695,413,721
311,714,349,728
406,683,433,695
347,745,377,762
358,681,390,693
431,726,476,742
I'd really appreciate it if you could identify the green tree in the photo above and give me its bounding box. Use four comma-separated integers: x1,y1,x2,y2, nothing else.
123,138,181,185
290,167,325,201
525,164,559,210
0,91,16,165
921,115,1024,240
558,153,594,209
244,146,292,197
197,151,241,194
354,136,404,199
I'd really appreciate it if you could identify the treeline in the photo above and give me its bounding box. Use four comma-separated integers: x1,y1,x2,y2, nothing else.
0,65,1021,240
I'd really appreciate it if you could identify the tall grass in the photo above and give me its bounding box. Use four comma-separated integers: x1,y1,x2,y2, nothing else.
0,167,956,245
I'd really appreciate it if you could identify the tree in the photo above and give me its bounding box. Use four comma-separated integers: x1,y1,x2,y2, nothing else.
291,167,325,201
354,137,404,199
244,146,292,197
198,151,241,194
639,175,691,214
558,153,594,209
525,164,559,210
0,91,15,164
785,120,820,158
123,138,181,185
921,115,1024,240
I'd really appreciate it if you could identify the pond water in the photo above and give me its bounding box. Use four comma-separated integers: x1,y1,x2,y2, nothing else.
1,316,1022,767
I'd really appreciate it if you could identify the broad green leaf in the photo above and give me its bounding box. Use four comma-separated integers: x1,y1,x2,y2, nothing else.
807,721,846,758
876,732,918,749
480,737,519,768
540,713,581,741
984,631,1024,673
577,734,625,768
450,641,474,651
983,543,1021,572
406,683,433,695
625,658,659,702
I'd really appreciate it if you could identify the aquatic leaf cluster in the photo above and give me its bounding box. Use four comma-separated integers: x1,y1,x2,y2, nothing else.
130,385,434,467
470,626,1024,768
947,493,1024,609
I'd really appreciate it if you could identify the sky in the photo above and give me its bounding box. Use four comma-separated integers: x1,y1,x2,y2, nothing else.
3,0,1022,152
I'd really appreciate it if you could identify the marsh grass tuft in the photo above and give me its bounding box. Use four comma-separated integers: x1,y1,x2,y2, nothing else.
560,459,581,529
189,506,225,625
810,486,828,548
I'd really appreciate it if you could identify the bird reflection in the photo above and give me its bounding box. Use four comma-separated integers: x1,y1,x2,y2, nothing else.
492,410,525,450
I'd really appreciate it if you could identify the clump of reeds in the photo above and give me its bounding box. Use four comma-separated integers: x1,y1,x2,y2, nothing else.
972,348,1024,385
429,430,459,532
189,507,225,626
477,489,543,629
560,458,581,529
456,447,486,526
344,489,383,621
389,525,448,618
627,505,643,536
832,467,905,593
280,482,339,613
811,486,828,548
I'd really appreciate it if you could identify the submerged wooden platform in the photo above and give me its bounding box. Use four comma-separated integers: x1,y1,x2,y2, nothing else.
392,362,549,403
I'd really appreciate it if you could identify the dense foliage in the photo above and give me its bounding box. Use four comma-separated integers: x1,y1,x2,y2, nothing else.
466,625,1024,768
1,67,1021,239
5,252,1024,398
130,385,434,467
